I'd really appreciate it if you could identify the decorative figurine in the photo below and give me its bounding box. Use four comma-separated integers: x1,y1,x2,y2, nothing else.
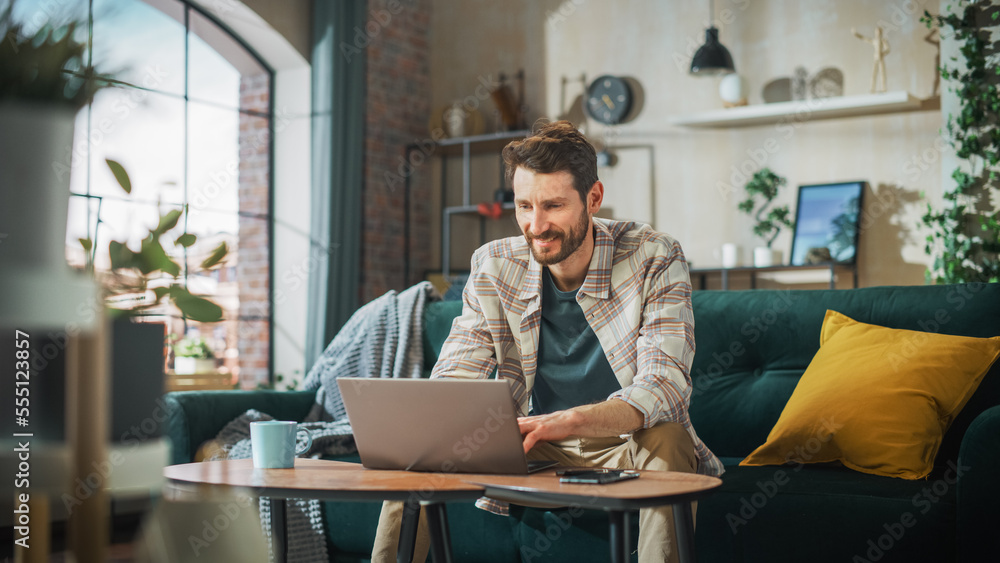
852,26,890,93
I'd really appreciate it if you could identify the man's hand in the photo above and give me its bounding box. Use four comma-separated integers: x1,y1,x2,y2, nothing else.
518,399,644,454
518,410,582,453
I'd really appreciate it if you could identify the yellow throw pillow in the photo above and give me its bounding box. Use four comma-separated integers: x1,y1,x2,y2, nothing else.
741,310,1000,479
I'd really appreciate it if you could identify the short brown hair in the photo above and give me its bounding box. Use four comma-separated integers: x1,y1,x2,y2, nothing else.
502,120,598,202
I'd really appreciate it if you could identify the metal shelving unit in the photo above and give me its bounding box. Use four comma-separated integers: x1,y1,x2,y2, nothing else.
690,263,858,290
405,130,529,280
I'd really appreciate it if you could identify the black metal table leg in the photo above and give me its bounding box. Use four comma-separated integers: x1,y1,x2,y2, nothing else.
673,502,696,563
269,498,287,563
608,510,630,563
423,502,453,563
397,500,420,563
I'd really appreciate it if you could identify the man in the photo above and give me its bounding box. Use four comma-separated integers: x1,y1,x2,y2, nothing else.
373,120,722,563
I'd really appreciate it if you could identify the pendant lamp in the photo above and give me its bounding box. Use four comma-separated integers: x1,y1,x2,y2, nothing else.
689,0,735,76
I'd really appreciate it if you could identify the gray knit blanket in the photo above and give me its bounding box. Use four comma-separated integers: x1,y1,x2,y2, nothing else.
212,282,438,563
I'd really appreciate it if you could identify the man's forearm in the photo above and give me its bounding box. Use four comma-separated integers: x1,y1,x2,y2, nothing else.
568,399,645,437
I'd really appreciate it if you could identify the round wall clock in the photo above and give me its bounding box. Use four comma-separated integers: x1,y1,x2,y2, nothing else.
584,75,633,125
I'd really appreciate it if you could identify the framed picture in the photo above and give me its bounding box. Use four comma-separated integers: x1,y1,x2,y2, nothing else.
789,181,866,266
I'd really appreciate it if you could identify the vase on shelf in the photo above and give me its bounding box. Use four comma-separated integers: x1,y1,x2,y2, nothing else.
174,357,216,375
754,247,782,267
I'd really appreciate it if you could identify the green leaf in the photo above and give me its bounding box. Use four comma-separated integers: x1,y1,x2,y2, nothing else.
105,158,131,194
169,286,224,322
79,237,92,252
109,240,135,270
152,286,171,302
153,209,183,235
200,241,229,270
138,236,181,276
175,233,196,247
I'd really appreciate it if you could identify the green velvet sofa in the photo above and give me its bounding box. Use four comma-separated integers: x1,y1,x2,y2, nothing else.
164,283,1000,562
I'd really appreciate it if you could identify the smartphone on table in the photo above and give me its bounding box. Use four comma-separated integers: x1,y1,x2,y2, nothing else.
556,468,640,484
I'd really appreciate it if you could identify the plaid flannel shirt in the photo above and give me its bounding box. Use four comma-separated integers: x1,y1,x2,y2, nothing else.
432,218,724,515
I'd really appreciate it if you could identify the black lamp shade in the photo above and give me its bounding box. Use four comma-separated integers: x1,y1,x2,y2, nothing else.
690,27,735,75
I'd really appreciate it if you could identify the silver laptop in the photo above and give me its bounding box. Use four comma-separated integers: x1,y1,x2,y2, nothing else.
337,378,557,475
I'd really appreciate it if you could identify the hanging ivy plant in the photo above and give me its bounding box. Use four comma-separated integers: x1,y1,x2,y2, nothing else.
920,1,1000,284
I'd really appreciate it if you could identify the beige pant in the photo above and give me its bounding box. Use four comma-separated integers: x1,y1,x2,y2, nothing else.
372,422,698,563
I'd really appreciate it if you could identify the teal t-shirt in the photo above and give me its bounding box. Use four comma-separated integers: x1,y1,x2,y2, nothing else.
531,268,621,415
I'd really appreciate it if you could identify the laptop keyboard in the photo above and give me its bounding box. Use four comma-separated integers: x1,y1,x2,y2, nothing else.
527,460,558,473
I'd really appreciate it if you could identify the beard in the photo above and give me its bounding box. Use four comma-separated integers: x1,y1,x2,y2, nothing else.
524,209,591,266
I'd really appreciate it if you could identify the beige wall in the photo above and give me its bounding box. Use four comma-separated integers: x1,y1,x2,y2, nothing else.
239,0,312,62
429,0,945,287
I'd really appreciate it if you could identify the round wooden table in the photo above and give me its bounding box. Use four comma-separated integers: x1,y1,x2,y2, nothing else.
164,458,484,563
468,468,723,563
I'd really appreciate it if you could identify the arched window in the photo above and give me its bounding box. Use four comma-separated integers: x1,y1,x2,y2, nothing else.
16,0,274,387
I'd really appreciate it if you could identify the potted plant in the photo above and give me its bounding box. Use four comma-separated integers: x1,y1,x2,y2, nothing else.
738,168,795,267
0,2,106,323
172,335,217,375
84,159,230,323
920,2,1000,283
84,159,229,373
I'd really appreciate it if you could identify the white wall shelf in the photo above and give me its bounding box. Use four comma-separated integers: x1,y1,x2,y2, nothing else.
670,91,938,128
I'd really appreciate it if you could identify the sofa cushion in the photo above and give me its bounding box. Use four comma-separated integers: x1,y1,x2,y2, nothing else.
741,310,1000,479
688,283,1000,469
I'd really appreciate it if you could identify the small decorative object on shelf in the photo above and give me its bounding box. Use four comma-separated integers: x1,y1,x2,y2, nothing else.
430,102,485,138
792,67,809,101
810,67,844,99
476,201,503,220
762,67,843,105
761,77,793,104
852,25,890,93
491,69,527,131
719,73,749,107
737,168,794,267
720,243,741,268
443,101,469,138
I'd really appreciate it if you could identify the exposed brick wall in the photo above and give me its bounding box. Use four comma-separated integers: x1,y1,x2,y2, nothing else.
237,73,272,388
362,0,432,302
